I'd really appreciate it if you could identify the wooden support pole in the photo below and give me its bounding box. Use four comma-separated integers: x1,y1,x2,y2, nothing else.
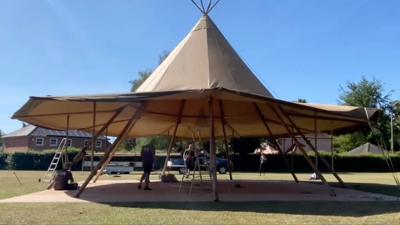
276,105,345,187
268,104,335,194
92,109,143,183
161,100,186,176
92,107,125,142
330,121,335,172
314,111,318,171
91,102,97,171
253,103,298,183
218,100,233,181
64,114,70,164
209,97,219,201
75,106,143,197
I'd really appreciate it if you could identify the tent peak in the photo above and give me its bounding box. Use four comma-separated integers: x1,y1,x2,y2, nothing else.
135,11,273,97
190,0,221,15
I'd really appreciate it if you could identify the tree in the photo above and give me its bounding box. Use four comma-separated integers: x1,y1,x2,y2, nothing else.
296,98,307,103
335,76,394,152
129,69,152,92
129,51,169,92
124,51,170,151
339,76,392,110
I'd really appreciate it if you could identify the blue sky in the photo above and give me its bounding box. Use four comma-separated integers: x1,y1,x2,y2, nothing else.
0,0,399,134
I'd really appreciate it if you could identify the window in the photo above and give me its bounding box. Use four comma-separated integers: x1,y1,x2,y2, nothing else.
84,140,91,147
49,138,58,147
67,139,72,147
96,140,102,148
35,137,44,146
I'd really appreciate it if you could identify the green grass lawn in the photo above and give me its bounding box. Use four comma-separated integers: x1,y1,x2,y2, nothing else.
0,170,399,225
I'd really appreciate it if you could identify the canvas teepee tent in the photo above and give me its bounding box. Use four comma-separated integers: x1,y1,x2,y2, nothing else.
12,5,378,200
348,142,387,155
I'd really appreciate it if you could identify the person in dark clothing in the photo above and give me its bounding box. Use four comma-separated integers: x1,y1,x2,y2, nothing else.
138,144,155,190
53,162,78,190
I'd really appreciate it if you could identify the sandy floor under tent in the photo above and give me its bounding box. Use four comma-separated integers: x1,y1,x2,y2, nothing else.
0,179,398,203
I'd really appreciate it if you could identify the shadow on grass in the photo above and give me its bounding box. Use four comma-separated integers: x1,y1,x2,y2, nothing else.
331,182,400,197
65,180,400,217
106,201,400,217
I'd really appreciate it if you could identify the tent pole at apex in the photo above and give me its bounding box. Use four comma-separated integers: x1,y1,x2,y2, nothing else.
209,97,219,201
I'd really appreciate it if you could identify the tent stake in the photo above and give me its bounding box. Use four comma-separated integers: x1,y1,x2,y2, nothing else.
268,104,337,196
276,105,345,187
218,100,233,181
209,97,219,201
161,100,185,176
75,106,143,197
253,103,298,183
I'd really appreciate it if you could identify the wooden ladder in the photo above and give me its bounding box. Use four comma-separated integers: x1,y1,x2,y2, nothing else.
42,138,68,185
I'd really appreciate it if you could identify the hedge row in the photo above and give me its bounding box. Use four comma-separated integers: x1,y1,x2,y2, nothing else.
0,151,399,172
0,151,82,170
0,153,7,169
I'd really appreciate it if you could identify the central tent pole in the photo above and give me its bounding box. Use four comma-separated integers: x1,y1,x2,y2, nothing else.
253,103,298,183
218,100,233,181
75,106,143,197
275,105,344,186
209,97,219,201
161,100,185,176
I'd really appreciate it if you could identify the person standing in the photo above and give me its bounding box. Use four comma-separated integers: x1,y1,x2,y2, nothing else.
259,150,267,176
138,144,155,190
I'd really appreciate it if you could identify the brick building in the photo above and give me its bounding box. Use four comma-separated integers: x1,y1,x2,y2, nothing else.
2,125,109,153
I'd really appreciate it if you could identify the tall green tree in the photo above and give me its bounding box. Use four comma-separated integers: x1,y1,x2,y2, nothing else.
334,76,395,152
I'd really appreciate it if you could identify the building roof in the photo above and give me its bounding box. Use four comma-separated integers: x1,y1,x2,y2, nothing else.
348,142,387,155
4,124,105,139
3,125,36,138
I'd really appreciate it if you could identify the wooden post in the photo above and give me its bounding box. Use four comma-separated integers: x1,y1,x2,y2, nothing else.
91,102,97,171
275,105,345,187
314,111,318,172
209,97,219,201
161,100,186,176
218,100,233,181
75,106,143,197
330,120,334,172
253,103,298,183
64,114,70,164
268,104,334,192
